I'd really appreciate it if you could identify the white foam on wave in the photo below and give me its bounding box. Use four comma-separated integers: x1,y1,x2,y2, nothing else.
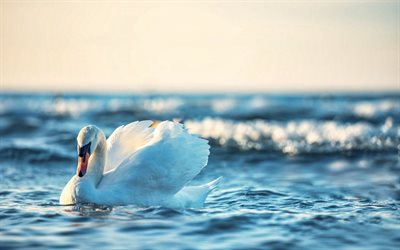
0,96,186,117
185,118,399,154
105,97,185,114
143,98,184,114
1,96,399,122
104,97,185,115
211,96,269,116
352,100,400,119
211,98,236,113
50,99,101,117
0,98,101,117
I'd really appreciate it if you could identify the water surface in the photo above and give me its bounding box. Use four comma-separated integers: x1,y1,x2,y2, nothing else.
0,93,399,249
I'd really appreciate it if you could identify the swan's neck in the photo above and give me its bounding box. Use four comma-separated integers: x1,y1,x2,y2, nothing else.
86,135,106,187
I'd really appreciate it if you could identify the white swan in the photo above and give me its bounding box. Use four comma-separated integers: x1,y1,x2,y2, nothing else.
60,120,220,208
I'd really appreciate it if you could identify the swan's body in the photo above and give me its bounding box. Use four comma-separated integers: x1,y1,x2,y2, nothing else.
60,120,220,208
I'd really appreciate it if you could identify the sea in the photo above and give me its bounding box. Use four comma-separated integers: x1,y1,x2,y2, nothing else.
0,92,399,250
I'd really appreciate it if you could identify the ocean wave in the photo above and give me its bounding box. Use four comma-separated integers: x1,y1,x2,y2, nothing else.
184,118,399,154
0,97,101,118
211,96,271,116
352,100,400,119
1,94,399,123
0,96,185,119
0,142,72,164
0,116,42,135
210,97,400,122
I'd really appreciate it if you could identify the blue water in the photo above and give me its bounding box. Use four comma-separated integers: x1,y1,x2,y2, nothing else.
0,93,399,249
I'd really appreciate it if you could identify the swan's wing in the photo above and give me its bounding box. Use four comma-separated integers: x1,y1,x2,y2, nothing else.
102,121,210,196
105,120,154,172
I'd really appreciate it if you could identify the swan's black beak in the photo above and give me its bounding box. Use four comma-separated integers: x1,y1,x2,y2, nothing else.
77,142,91,177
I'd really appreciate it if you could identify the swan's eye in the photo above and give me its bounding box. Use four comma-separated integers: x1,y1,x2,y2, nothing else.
78,142,91,157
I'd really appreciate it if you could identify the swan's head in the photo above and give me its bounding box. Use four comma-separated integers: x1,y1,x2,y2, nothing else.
76,125,104,178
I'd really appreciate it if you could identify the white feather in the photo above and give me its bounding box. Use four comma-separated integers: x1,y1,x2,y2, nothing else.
105,120,154,172
60,120,219,208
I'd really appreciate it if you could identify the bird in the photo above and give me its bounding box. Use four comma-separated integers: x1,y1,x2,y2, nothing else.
59,120,220,208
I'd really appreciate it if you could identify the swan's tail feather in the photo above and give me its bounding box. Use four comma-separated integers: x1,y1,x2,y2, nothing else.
197,177,223,205
175,177,222,208
207,177,222,191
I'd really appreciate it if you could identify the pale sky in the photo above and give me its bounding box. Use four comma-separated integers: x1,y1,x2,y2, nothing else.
0,1,399,93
